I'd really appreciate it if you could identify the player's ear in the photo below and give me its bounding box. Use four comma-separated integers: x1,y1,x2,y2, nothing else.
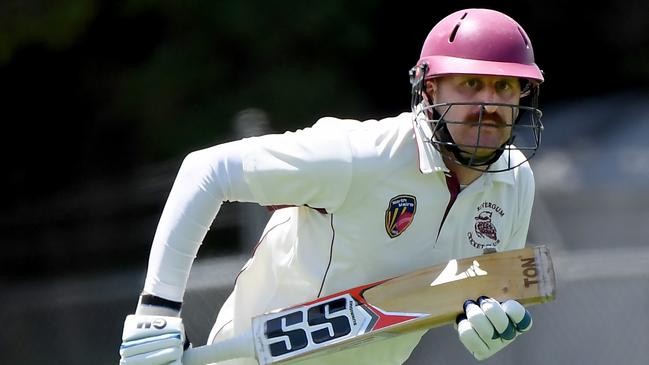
424,80,437,104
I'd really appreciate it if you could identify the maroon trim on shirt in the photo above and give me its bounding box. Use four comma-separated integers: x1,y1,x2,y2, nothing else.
218,215,293,344
266,205,328,214
233,215,291,285
437,171,460,240
208,319,232,345
317,214,336,298
233,209,335,300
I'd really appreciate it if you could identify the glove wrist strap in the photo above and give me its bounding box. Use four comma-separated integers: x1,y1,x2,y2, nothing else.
136,293,182,317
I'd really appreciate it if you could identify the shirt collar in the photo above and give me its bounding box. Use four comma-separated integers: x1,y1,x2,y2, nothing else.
485,153,516,185
411,111,516,185
412,111,448,174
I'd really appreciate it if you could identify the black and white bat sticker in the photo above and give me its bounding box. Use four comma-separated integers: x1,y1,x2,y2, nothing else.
252,294,375,363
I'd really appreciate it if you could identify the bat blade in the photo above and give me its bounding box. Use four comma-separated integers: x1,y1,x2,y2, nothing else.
359,244,555,335
184,246,556,365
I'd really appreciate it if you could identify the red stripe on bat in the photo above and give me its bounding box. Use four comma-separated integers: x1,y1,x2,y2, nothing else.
298,279,422,331
299,280,388,308
363,304,423,330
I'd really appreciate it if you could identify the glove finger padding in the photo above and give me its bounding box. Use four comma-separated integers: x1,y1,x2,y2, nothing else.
464,300,498,342
456,315,488,354
119,347,180,365
456,298,532,361
479,297,516,340
456,314,508,361
120,333,183,357
502,299,533,332
120,314,186,365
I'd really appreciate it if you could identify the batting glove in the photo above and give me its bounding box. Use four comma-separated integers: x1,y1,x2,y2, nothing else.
455,296,532,361
120,314,187,365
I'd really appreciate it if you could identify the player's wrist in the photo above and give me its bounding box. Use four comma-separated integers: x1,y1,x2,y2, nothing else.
135,293,183,317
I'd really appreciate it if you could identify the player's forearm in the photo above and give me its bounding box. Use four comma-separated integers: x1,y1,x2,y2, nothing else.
142,141,254,303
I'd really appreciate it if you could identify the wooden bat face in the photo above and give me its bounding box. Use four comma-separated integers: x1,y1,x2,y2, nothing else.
249,246,555,365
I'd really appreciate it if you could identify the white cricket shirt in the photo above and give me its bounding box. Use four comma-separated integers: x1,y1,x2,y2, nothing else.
143,111,535,365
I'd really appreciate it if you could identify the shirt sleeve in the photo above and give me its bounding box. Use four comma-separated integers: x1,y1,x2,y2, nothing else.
241,121,354,212
143,140,253,302
143,120,354,302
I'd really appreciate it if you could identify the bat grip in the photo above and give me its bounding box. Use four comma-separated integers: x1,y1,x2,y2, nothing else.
183,329,255,365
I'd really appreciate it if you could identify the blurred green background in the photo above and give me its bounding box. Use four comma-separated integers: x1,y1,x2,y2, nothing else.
2,1,649,364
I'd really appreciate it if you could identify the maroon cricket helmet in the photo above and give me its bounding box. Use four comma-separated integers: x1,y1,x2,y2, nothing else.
417,8,543,82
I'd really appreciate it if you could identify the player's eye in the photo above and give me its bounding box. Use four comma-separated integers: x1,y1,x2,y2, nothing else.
464,79,481,89
495,80,512,91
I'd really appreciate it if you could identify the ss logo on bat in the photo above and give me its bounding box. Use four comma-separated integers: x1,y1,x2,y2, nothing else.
264,297,353,357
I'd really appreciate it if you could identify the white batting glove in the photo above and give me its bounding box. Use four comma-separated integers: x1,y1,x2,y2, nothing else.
120,314,187,365
455,296,532,361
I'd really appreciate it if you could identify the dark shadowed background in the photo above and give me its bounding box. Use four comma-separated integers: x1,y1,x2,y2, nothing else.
2,1,648,364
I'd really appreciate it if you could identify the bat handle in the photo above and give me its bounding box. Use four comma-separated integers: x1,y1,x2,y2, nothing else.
183,328,255,365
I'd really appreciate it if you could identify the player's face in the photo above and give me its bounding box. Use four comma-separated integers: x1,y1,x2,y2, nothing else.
427,75,522,158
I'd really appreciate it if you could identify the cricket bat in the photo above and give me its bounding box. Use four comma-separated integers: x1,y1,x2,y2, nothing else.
183,245,556,365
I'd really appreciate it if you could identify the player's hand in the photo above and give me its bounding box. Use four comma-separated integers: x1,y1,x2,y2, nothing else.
455,296,532,361
119,314,187,365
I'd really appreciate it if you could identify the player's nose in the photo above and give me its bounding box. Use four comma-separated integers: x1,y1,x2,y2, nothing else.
476,85,501,113
483,104,498,114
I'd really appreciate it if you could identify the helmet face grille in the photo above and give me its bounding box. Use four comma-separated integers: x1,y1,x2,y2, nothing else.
415,102,543,172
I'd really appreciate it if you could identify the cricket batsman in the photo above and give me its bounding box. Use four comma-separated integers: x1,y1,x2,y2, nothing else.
120,8,544,364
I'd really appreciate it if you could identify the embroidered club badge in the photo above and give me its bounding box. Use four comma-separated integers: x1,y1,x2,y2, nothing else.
385,195,417,238
467,201,504,249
